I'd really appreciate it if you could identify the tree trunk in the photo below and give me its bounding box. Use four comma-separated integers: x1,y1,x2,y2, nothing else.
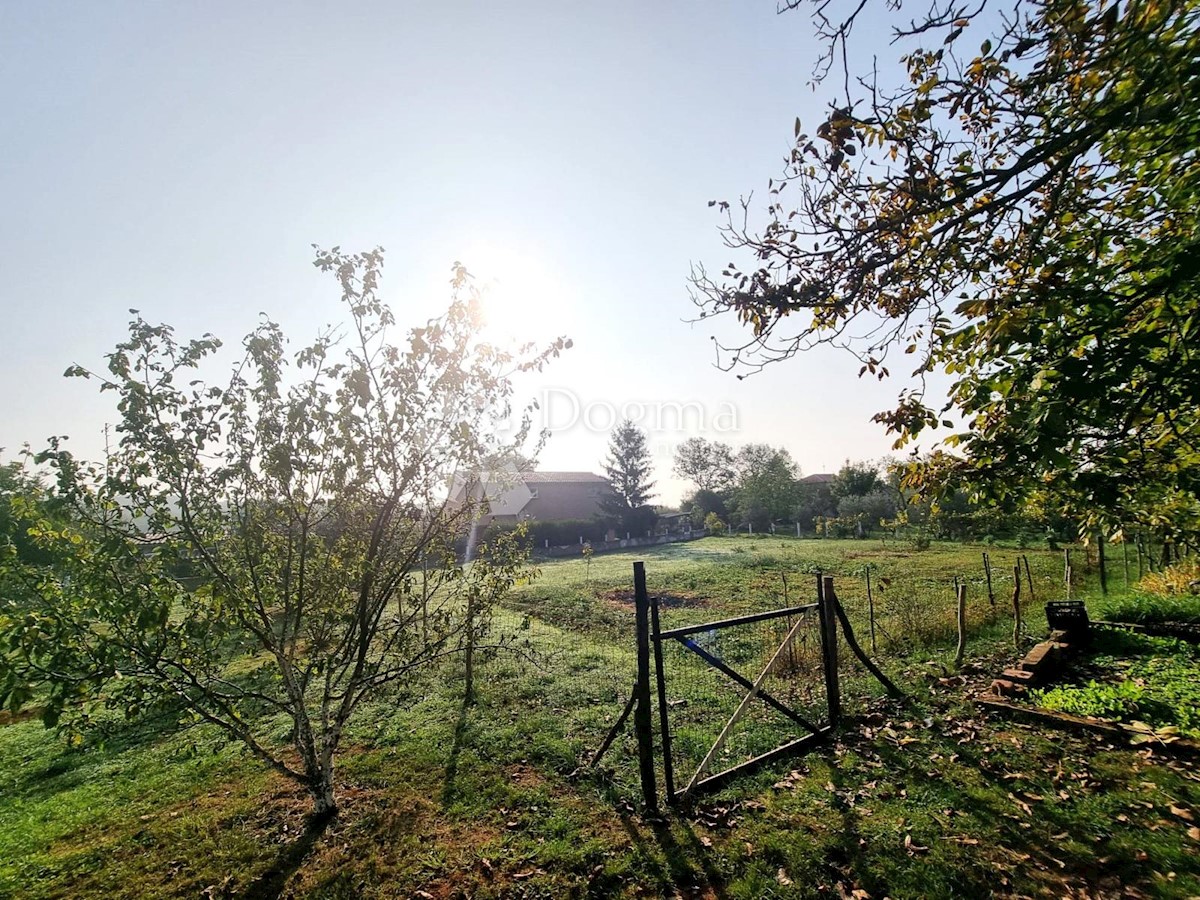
464,591,477,705
309,762,338,818
1097,533,1108,595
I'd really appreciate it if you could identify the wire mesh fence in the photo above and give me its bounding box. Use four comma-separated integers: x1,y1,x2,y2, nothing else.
655,606,829,793
457,548,1077,800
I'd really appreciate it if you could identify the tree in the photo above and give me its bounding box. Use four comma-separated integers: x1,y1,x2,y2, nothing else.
685,488,729,527
601,419,657,534
831,460,883,500
793,480,837,534
692,0,1200,540
0,458,71,701
672,437,736,493
731,443,799,530
836,490,898,536
0,248,568,816
0,457,61,570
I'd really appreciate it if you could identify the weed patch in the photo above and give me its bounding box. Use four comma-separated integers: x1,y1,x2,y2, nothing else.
1032,632,1200,739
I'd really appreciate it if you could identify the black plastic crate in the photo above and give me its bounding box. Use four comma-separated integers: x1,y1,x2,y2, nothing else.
1045,600,1090,637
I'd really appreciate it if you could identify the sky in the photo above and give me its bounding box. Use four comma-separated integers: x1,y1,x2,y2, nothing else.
0,1,942,505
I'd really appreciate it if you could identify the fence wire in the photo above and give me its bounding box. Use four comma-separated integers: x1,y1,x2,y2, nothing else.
460,548,1078,796
655,609,828,790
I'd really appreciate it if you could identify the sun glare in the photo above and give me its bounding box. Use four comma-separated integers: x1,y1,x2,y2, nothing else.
462,241,574,344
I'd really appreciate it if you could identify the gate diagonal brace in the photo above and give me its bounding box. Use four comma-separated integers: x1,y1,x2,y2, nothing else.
677,637,821,735
589,684,638,768
683,610,814,795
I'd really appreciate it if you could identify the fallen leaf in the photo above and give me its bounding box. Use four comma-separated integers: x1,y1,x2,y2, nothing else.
904,834,929,854
1007,792,1033,816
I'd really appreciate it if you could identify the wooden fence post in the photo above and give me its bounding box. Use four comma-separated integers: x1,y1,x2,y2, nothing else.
1097,534,1108,595
632,562,658,811
983,552,995,607
1022,555,1036,605
954,583,968,670
819,575,841,726
1012,564,1023,648
826,580,904,700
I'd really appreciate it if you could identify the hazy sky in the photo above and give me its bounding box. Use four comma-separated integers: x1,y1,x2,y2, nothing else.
1,1,938,504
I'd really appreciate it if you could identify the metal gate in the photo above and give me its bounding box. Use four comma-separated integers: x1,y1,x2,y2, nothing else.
592,562,903,808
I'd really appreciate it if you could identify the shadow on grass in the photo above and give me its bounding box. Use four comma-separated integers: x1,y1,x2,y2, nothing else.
439,697,473,808
613,808,729,899
242,809,335,900
834,704,1200,896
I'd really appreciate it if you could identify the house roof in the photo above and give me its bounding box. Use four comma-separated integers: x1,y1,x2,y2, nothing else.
522,471,610,484
800,473,836,484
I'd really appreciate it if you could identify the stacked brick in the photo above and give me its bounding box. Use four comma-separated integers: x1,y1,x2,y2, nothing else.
990,630,1076,698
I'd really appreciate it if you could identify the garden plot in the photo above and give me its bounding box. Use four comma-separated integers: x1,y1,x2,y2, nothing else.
1031,629,1200,743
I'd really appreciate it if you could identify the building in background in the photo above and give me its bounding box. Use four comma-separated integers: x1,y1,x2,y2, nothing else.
449,471,613,525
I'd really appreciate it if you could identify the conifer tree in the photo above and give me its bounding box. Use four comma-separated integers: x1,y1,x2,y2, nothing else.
601,419,657,534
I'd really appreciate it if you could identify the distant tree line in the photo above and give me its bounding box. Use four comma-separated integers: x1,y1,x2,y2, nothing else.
672,437,1069,544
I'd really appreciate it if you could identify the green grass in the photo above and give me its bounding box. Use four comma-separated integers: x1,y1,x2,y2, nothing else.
2,536,1198,898
515,534,1073,647
1099,591,1200,626
1032,630,1200,739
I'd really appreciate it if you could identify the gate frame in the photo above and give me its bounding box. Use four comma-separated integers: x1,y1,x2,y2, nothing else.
641,569,841,806
596,562,905,810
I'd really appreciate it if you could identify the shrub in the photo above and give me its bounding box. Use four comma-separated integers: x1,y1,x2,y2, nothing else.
488,518,609,549
1137,560,1200,597
1104,592,1200,626
908,531,932,551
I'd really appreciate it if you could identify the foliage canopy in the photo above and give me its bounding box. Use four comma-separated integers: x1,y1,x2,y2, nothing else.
692,0,1200,538
673,437,736,493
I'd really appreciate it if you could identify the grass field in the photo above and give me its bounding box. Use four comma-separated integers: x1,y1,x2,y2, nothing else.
1,536,1197,898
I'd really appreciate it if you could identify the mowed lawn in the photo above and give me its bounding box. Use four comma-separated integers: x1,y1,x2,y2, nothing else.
1,536,1197,899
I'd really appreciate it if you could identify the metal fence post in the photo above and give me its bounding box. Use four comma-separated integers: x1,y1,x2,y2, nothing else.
650,595,676,804
633,561,658,810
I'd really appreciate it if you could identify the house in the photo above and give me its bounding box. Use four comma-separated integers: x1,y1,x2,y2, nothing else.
799,473,836,486
450,471,614,524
